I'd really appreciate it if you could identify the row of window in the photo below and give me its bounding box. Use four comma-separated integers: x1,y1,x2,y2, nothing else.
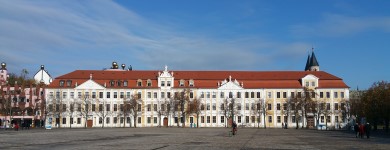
49,91,141,99
55,115,338,125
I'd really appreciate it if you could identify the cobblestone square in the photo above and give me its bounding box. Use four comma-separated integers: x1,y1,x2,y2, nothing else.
1,128,389,150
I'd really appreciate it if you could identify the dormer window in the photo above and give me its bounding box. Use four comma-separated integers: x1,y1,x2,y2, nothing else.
117,80,121,86
311,81,315,87
305,82,309,87
110,80,115,87
123,81,128,87
167,81,171,87
66,80,72,87
137,79,142,87
147,79,152,87
59,80,65,87
179,80,185,87
189,79,194,87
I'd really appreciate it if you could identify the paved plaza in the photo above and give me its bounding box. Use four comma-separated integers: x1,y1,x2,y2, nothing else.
1,127,389,150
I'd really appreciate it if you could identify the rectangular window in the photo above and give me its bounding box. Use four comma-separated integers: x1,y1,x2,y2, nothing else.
126,92,131,98
137,104,141,112
284,116,288,123
238,116,241,123
237,92,241,98
92,92,96,98
268,116,272,123
277,92,281,98
228,92,233,98
106,104,110,111
161,92,165,98
120,117,124,124
147,104,151,111
220,104,224,110
326,92,330,98
250,92,255,98
291,92,295,98
206,103,210,110
320,92,324,98
138,117,141,124
206,92,210,98
147,92,151,98
283,92,287,98
292,116,296,123
277,103,280,110
92,104,96,111
267,104,272,110
326,103,330,110
114,104,117,111
70,118,74,124
190,92,194,98
305,82,309,87
70,92,74,98
277,116,281,123
62,118,66,124
99,92,103,98
251,116,255,123
327,116,331,123
201,116,204,123
154,92,158,98
106,117,110,124
245,103,249,110
220,92,224,98
245,116,249,123
267,92,272,98
311,82,315,87
154,117,157,124
78,92,82,98
167,81,171,86
334,92,338,98
118,92,123,98
257,92,261,98
341,92,344,98
220,116,225,123
207,116,210,123
321,116,324,123
212,116,216,123
106,92,110,98
237,103,241,110
161,81,165,86
154,104,157,111
147,117,151,124
113,92,117,98
77,118,81,124
99,104,103,111
114,117,117,123
245,92,249,98
212,103,216,110
283,103,287,110
334,103,339,110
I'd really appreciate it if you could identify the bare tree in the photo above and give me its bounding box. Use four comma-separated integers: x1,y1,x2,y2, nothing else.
253,98,266,128
164,98,175,127
173,89,190,127
128,94,141,128
120,98,132,127
187,97,201,128
220,98,230,128
96,99,110,128
67,100,77,128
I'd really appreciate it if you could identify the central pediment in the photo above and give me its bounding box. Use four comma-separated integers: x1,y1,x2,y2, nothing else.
218,76,244,90
75,79,105,90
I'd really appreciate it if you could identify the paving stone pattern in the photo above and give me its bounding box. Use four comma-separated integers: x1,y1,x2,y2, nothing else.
1,128,389,150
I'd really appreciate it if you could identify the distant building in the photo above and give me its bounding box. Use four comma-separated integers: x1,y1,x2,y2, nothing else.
34,65,53,85
46,51,350,129
0,63,46,128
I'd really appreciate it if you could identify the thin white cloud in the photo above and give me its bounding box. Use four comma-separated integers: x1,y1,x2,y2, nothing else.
0,0,309,78
290,14,390,37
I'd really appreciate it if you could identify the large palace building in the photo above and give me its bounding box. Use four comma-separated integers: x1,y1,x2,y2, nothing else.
46,51,350,129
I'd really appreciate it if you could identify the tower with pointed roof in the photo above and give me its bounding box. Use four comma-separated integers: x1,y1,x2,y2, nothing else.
304,48,320,71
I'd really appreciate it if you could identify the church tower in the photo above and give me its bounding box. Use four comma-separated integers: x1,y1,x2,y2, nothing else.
304,49,320,71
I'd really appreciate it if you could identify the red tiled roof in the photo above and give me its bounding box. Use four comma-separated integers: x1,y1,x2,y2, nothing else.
48,70,349,89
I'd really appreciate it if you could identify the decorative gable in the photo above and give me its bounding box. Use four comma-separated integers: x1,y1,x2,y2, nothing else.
218,76,244,90
75,79,105,90
301,74,319,88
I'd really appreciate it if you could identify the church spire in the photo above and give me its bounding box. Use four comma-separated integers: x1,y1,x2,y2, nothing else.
304,53,311,71
309,48,320,71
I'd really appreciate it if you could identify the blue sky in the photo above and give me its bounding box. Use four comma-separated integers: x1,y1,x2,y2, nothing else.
1,0,389,90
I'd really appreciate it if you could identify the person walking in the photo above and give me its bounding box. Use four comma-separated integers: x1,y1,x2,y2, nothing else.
359,123,365,138
232,121,237,135
365,123,371,139
354,123,359,138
